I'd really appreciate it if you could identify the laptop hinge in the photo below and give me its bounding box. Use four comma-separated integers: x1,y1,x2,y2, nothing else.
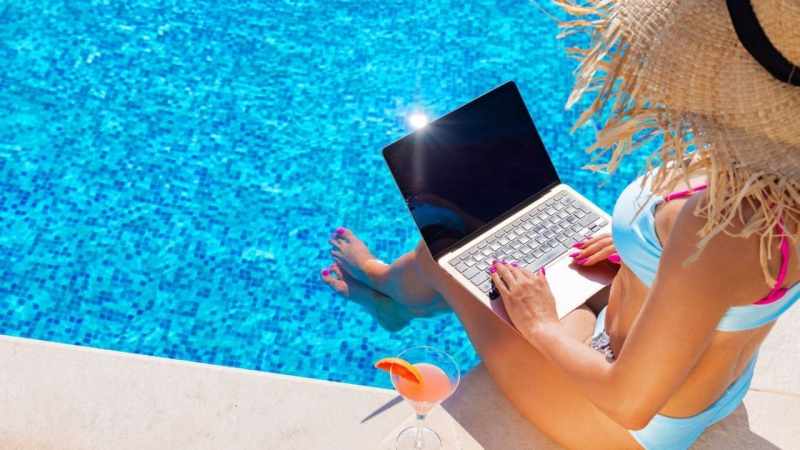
436,180,562,262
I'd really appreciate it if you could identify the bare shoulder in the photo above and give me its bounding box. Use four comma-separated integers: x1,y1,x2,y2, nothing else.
660,193,770,307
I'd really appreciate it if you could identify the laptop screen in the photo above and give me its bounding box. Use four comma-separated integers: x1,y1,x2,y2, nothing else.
383,82,560,258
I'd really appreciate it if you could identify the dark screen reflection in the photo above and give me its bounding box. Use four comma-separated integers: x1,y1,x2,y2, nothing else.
384,82,559,257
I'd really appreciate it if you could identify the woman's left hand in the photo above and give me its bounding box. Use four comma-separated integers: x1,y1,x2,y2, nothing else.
491,261,559,336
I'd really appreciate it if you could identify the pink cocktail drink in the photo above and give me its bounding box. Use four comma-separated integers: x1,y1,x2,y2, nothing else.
393,363,453,414
381,347,460,450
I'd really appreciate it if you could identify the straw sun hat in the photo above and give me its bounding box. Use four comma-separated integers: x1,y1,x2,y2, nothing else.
557,0,800,283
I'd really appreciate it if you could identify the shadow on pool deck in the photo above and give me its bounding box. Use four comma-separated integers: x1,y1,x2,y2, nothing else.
443,364,788,450
693,402,781,450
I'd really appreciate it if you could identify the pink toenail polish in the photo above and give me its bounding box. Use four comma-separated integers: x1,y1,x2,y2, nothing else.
576,258,588,265
322,269,330,276
569,252,580,258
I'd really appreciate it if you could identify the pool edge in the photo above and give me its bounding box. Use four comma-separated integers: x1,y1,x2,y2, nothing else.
0,335,483,450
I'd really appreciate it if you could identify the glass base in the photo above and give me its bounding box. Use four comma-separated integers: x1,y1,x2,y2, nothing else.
395,425,442,450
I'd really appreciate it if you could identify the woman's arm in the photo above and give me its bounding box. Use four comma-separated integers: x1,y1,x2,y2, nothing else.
495,194,751,429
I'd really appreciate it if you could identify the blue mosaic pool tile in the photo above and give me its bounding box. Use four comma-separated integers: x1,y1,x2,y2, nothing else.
0,0,650,387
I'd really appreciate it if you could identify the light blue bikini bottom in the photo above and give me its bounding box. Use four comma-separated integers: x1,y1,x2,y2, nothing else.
593,307,756,450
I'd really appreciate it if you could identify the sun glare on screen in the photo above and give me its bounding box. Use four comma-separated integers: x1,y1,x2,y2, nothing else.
407,111,430,130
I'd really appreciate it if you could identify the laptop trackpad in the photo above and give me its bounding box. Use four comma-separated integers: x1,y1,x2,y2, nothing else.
549,257,614,318
489,257,614,323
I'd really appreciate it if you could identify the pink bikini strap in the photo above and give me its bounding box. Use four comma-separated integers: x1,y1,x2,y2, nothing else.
663,183,708,202
755,222,790,305
664,183,789,304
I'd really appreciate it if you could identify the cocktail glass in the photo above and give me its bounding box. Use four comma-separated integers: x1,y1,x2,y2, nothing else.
390,346,460,450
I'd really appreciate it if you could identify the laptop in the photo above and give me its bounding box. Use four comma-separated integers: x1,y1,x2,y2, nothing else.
382,81,614,321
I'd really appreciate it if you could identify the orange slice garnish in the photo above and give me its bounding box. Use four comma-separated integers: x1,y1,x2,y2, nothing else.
374,357,423,384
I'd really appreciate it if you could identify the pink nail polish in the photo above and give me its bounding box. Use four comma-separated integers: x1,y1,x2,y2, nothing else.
572,242,584,249
335,227,345,236
489,266,497,274
322,269,330,276
539,267,546,276
608,254,621,264
511,262,519,267
569,252,580,258
576,258,588,265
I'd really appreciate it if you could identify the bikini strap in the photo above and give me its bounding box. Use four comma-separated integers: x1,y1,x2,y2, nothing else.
663,183,708,202
755,222,790,305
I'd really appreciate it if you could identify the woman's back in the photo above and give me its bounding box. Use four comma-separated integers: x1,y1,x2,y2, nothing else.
607,186,797,417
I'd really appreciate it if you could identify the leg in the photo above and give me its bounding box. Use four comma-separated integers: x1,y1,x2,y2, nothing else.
320,264,413,331
412,242,640,449
325,228,600,330
324,229,595,330
324,232,637,447
329,228,446,311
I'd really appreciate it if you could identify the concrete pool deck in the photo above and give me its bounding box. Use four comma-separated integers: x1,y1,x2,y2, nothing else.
1,304,798,449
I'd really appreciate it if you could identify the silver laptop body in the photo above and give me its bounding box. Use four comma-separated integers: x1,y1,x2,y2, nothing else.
383,82,613,321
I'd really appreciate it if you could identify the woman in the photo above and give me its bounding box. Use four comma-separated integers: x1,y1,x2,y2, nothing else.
322,1,800,448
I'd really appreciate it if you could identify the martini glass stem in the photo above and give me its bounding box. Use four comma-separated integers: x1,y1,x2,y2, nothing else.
414,413,426,449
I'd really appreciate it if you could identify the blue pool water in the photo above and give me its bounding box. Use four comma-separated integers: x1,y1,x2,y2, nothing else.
1,1,645,387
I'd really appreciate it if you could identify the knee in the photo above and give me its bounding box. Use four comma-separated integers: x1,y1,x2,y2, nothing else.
412,241,432,271
412,241,447,289
413,240,427,256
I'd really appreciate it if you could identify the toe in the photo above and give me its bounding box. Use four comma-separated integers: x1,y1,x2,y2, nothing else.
321,267,333,280
334,227,354,242
321,267,349,295
333,281,349,296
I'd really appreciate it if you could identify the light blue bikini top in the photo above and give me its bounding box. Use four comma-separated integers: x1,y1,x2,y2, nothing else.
612,175,800,332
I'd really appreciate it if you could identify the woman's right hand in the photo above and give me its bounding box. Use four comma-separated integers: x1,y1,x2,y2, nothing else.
569,233,621,266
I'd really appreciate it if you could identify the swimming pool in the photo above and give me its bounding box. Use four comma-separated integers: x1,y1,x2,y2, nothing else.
1,1,645,387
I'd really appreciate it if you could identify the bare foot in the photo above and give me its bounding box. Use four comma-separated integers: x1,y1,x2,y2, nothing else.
321,263,411,332
329,227,388,289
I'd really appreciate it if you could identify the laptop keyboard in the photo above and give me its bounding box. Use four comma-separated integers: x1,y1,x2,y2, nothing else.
448,191,608,299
